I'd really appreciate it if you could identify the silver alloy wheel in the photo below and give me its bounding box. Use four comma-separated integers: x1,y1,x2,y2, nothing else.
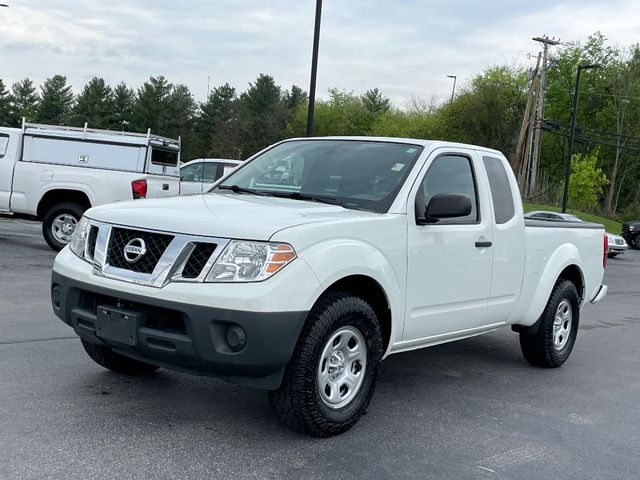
51,213,78,244
317,326,367,409
553,299,572,350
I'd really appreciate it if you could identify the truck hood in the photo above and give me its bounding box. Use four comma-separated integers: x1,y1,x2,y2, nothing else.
85,193,377,240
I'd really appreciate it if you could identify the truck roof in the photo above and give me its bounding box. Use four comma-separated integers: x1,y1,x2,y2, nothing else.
285,136,505,156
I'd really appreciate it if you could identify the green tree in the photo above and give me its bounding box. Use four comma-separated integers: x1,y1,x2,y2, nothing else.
288,88,372,137
71,77,114,128
38,75,74,124
568,152,609,211
8,78,39,125
110,82,136,130
240,74,288,156
197,83,245,159
284,85,308,111
362,88,391,116
0,79,10,126
133,76,174,134
434,66,528,156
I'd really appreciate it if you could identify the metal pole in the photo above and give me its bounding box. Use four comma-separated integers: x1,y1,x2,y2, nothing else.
447,75,457,104
562,65,597,212
306,0,322,137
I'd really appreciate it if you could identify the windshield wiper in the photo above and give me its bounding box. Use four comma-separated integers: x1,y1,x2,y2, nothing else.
272,191,344,207
216,185,268,196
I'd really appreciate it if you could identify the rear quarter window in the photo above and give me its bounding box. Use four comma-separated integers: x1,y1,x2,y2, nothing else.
0,134,9,158
483,156,515,224
151,148,179,167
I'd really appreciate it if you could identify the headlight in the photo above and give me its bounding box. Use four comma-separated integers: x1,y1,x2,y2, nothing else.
69,216,91,259
205,241,296,282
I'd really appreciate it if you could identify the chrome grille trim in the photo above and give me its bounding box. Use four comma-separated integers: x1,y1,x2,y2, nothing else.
84,219,229,288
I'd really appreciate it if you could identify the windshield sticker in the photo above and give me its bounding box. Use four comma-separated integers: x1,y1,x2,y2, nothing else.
391,163,405,172
406,148,417,154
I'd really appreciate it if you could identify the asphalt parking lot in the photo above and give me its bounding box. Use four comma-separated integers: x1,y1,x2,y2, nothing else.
1,217,639,480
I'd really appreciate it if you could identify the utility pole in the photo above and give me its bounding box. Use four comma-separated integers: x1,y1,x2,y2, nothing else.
529,36,560,194
446,75,457,104
514,52,541,193
306,0,323,137
561,64,598,212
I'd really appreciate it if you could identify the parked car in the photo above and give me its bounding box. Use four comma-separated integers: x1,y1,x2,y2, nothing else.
525,210,627,257
622,221,640,249
51,137,608,437
179,158,241,195
0,121,181,250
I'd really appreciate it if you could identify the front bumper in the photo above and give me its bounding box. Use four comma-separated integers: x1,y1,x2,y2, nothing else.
51,270,308,390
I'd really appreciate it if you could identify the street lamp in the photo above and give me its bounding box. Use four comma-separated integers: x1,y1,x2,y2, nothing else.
447,75,457,104
306,0,322,137
561,63,599,213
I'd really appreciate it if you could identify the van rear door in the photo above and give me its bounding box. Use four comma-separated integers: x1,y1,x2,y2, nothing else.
144,145,180,198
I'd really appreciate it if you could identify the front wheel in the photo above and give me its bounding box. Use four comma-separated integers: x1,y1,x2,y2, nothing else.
269,292,383,437
607,253,618,258
42,202,86,251
634,234,640,250
519,279,580,368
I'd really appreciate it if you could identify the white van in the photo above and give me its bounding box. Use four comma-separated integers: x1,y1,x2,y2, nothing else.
0,121,181,250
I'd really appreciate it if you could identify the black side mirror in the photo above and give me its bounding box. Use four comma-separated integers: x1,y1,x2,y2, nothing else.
416,193,472,225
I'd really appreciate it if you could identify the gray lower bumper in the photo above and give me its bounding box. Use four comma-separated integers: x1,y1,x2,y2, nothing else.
51,271,308,390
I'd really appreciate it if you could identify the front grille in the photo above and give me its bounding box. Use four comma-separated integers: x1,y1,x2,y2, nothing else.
182,242,217,278
107,228,174,274
86,225,98,259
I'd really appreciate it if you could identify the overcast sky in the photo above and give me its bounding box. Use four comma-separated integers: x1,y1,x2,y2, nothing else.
1,0,639,105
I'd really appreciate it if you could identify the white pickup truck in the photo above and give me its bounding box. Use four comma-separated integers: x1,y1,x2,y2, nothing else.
50,137,608,437
0,122,180,250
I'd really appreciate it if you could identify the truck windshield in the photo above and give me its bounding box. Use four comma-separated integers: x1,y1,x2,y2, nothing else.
215,140,423,213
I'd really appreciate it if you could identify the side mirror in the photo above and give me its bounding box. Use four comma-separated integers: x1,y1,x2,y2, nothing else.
416,193,472,225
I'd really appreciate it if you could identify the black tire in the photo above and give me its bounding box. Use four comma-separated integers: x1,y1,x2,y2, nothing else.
42,202,86,251
634,234,640,250
81,339,159,375
519,279,580,368
607,253,617,258
269,292,383,437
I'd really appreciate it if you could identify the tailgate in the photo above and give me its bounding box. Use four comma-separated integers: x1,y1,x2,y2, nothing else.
145,174,180,198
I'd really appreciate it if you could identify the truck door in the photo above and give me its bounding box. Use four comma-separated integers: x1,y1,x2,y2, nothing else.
404,150,494,342
201,162,219,192
481,155,525,323
0,132,15,212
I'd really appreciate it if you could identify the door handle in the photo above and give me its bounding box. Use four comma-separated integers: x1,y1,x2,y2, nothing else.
475,241,492,248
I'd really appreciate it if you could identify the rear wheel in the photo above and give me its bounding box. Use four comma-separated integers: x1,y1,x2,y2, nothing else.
519,279,580,368
269,292,383,437
81,339,159,375
42,202,86,251
634,234,640,250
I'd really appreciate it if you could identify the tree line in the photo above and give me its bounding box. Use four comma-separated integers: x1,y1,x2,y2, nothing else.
0,32,638,219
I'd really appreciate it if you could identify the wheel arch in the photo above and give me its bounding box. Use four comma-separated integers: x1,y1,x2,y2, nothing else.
312,274,393,357
37,189,92,218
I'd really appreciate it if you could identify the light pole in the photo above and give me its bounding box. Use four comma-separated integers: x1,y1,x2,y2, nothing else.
561,64,598,213
306,0,322,137
447,75,457,104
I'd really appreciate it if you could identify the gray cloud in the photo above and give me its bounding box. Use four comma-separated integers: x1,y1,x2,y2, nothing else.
0,0,638,104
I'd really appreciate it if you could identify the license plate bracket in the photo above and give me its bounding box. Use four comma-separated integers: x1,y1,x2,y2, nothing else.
96,305,144,346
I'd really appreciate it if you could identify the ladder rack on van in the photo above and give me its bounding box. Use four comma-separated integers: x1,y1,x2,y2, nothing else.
21,118,179,147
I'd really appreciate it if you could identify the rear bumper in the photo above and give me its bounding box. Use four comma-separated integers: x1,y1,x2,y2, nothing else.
51,270,308,389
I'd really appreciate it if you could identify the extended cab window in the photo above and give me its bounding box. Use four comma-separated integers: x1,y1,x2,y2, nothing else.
416,155,478,224
180,162,203,181
0,134,8,158
482,156,515,224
